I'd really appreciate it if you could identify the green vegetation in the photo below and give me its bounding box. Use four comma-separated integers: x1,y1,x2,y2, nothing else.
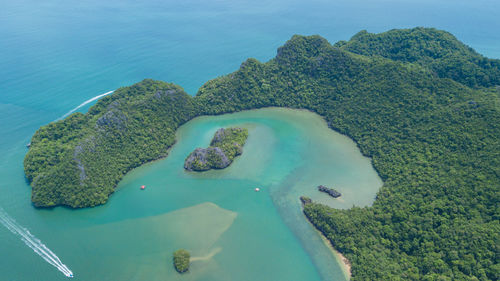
184,127,248,171
335,27,500,88
300,196,312,206
173,249,190,273
24,81,198,207
25,28,499,280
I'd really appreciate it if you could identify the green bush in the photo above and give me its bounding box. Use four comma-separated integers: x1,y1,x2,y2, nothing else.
173,249,190,273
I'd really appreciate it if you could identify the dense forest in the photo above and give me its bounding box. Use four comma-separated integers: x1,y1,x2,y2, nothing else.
24,82,199,207
25,28,499,280
335,27,500,88
173,249,190,273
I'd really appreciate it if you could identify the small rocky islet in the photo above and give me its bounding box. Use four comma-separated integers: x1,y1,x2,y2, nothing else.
299,185,341,207
300,196,313,206
317,185,341,198
184,127,248,171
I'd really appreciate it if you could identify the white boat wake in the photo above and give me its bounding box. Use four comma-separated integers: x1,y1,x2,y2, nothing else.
0,207,73,278
5,91,116,276
58,90,114,120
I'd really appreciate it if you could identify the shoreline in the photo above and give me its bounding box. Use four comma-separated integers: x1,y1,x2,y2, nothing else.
304,214,351,279
317,230,351,279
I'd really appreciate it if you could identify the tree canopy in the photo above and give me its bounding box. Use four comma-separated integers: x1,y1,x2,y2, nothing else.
173,249,190,273
25,27,500,280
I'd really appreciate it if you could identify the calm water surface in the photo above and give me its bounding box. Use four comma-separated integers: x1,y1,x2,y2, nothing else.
1,0,499,280
2,108,382,280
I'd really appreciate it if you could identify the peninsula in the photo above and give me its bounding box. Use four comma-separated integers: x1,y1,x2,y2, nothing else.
24,28,500,280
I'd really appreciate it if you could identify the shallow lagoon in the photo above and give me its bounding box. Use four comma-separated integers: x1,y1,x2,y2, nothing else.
1,0,498,280
15,107,380,281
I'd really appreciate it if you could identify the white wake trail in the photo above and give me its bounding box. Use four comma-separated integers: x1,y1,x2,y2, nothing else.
0,207,73,278
1,91,115,276
58,90,114,120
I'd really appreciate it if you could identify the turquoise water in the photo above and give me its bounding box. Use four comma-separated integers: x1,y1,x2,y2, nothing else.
1,0,499,280
1,108,382,280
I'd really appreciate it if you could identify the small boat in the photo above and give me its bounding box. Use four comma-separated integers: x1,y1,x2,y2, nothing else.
140,185,146,190
254,187,260,192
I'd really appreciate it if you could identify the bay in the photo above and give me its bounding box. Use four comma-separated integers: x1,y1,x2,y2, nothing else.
1,107,382,280
0,0,499,280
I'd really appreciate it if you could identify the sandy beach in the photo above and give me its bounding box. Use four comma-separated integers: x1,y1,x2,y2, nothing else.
317,230,351,279
304,215,351,279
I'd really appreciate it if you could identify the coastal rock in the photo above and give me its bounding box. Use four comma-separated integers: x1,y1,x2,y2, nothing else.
95,109,128,131
72,136,97,185
154,89,177,99
211,128,228,144
318,185,341,198
300,196,312,206
184,147,230,171
73,145,87,183
184,127,248,172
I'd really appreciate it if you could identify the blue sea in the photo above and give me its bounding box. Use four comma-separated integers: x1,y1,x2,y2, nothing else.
0,0,499,280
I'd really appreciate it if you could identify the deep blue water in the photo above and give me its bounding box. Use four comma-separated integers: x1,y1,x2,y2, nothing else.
0,0,499,280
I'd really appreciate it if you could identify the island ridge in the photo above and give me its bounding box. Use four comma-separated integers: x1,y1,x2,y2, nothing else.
24,27,500,280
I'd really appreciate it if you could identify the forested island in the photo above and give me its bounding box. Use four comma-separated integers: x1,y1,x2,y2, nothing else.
24,28,499,280
184,127,248,171
173,249,190,273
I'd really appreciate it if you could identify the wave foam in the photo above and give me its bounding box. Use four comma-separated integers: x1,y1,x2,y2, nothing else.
0,207,73,278
58,90,114,120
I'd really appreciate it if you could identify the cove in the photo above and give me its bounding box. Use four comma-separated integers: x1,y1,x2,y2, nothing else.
9,107,381,280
